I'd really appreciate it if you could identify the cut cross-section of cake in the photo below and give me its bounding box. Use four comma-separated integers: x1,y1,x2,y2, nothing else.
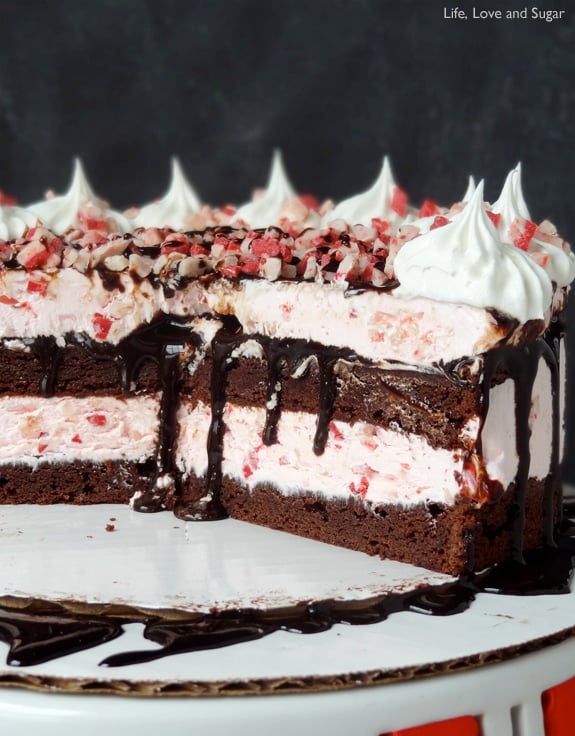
0,158,572,575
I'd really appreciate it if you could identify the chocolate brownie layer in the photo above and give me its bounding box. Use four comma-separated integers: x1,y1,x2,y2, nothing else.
184,347,482,453
0,343,153,396
0,460,155,505
0,325,197,397
217,477,556,575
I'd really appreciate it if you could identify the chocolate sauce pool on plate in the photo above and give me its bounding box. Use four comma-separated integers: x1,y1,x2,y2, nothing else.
0,525,573,668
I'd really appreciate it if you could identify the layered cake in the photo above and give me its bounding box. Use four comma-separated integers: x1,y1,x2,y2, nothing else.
0,155,573,576
1,155,575,736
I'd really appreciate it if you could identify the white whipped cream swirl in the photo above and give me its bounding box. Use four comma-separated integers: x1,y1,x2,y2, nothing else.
235,151,316,228
28,159,132,234
393,182,553,323
461,175,476,203
0,205,41,240
491,164,530,237
492,164,575,287
325,156,401,227
132,158,202,229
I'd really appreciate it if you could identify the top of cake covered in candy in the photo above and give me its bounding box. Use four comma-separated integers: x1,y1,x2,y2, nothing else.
0,154,573,325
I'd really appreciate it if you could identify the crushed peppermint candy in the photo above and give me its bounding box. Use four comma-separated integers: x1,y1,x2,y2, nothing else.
509,217,538,251
0,223,397,290
0,196,569,295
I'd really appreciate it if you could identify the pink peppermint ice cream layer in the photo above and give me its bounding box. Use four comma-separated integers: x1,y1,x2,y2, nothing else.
0,269,519,366
0,395,159,466
173,403,508,508
176,402,469,506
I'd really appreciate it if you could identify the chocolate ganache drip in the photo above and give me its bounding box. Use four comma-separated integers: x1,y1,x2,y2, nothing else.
178,326,360,520
26,317,202,513
443,335,560,569
256,337,353,452
126,318,202,513
178,321,240,521
313,354,339,455
480,339,559,562
262,344,285,446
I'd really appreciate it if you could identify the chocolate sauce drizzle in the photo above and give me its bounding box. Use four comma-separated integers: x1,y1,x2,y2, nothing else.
34,318,202,513
479,339,558,562
29,336,63,397
181,327,238,521
3,314,571,669
0,608,122,667
167,324,363,520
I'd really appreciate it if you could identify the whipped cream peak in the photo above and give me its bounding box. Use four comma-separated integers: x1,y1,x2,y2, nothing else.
234,150,300,228
132,158,202,229
29,159,87,223
0,204,41,240
28,159,132,235
169,157,202,209
492,164,531,239
393,181,553,323
325,156,402,227
70,157,101,205
489,165,574,287
266,149,297,201
462,175,476,203
511,162,530,219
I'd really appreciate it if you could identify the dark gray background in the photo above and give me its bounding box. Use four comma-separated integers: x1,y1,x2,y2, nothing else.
0,0,574,477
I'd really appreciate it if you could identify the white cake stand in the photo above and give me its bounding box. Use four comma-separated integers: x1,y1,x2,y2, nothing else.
0,504,573,736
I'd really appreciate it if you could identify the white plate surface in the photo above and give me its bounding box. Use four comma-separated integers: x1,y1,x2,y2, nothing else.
0,503,574,690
